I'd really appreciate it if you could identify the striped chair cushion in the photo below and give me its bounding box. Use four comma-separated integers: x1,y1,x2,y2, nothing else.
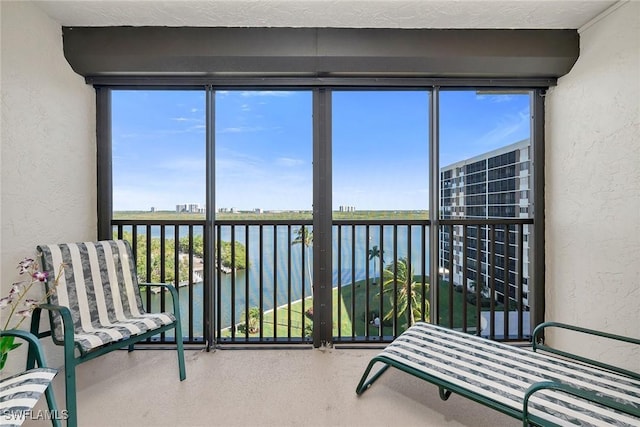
38,240,176,353
380,322,640,426
0,368,57,427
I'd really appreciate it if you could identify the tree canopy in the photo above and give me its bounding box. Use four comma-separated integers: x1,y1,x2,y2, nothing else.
116,231,246,284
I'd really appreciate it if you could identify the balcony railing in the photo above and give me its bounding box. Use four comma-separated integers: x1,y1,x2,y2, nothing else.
332,220,430,343
113,216,533,346
113,220,207,344
439,218,534,341
214,220,313,343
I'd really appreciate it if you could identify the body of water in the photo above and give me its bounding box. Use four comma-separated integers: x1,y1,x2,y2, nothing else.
137,224,430,335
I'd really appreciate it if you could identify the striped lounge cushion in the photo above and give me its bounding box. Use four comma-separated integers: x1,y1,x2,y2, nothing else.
38,240,176,353
0,368,57,427
379,322,640,426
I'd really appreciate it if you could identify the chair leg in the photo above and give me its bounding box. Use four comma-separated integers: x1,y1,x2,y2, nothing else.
44,383,62,427
128,344,135,352
64,354,78,427
64,366,77,427
356,360,390,395
175,323,186,381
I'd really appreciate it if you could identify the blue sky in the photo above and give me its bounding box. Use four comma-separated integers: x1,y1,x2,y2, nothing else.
112,90,530,211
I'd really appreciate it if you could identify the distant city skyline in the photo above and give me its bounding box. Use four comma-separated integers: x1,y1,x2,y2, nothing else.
131,204,429,213
112,90,530,212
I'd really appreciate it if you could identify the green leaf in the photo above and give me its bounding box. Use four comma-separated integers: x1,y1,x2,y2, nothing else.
0,336,22,355
0,352,7,370
0,336,14,352
0,335,23,370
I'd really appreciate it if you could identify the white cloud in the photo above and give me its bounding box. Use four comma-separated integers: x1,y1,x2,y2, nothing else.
156,157,206,173
217,126,267,134
475,107,530,148
276,157,305,167
171,117,202,123
240,91,295,98
476,94,515,103
117,122,205,140
215,150,263,177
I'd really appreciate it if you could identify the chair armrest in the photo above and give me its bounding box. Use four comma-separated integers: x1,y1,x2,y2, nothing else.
0,329,50,370
533,322,640,347
138,282,180,315
532,322,640,379
139,282,177,292
35,303,75,329
522,381,640,427
30,304,76,352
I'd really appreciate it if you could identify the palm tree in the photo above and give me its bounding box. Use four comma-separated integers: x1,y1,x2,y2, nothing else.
379,257,429,328
293,226,313,297
239,306,261,334
368,245,383,285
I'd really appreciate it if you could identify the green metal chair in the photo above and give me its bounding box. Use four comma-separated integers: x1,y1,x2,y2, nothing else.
29,240,186,427
0,330,60,427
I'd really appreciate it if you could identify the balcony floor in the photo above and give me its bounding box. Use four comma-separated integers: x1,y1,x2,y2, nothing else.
26,346,517,426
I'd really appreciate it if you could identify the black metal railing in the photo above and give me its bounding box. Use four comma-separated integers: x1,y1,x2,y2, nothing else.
113,220,206,345
112,217,533,346
439,218,534,341
213,220,313,343
332,220,430,343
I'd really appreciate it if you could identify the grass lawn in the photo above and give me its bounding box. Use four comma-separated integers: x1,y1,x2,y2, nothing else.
221,277,502,340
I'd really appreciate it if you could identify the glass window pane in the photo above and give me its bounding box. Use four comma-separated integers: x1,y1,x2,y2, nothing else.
215,90,313,216
438,90,532,335
333,91,430,217
112,90,206,217
214,90,313,341
111,90,207,337
439,91,531,220
332,91,430,337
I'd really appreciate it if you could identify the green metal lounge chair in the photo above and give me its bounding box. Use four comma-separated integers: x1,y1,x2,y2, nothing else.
356,322,640,426
29,240,186,427
0,330,60,427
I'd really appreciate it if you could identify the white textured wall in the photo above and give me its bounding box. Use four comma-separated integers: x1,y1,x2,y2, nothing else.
0,1,95,371
545,2,639,371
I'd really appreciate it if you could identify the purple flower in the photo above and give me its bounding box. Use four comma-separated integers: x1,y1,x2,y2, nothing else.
9,284,21,295
32,271,49,282
0,297,11,308
18,258,35,274
23,299,39,308
15,309,33,318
